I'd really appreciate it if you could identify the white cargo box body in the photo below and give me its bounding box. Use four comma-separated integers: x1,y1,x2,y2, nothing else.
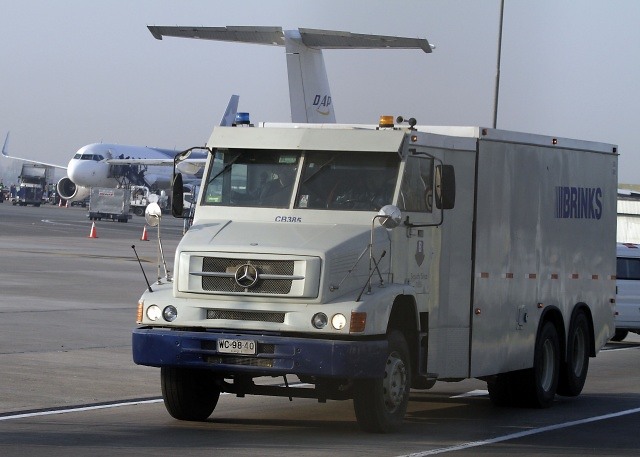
412,127,617,379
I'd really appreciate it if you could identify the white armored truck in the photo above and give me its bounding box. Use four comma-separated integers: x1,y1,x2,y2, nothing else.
132,116,618,432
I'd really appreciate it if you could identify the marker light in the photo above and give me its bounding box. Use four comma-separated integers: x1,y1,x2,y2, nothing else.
378,115,394,128
312,313,328,329
235,112,251,125
331,313,347,330
350,312,367,333
146,305,162,321
136,301,144,324
163,305,178,322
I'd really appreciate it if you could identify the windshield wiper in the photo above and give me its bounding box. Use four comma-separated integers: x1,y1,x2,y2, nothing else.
207,151,244,185
301,154,336,185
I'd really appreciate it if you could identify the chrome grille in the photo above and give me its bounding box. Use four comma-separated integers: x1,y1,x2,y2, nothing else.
206,309,285,323
200,257,294,294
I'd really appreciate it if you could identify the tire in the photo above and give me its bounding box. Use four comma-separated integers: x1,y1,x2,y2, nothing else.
133,207,144,217
557,311,590,397
353,331,411,433
161,367,220,421
611,329,629,342
512,321,560,408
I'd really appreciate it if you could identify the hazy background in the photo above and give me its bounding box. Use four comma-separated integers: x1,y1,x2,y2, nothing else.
1,0,639,183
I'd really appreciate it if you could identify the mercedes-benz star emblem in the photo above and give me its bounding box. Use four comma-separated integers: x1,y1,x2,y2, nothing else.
234,264,259,288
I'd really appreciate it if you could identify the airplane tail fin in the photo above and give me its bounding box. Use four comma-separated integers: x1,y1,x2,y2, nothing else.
2,132,9,157
147,26,432,123
219,94,239,126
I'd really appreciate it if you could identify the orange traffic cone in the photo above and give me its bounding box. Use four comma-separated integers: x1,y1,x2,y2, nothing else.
58,198,64,207
88,222,98,238
141,225,149,241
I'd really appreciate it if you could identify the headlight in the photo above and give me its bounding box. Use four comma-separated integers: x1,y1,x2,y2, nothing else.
312,312,328,329
146,305,162,321
163,305,178,322
331,313,347,330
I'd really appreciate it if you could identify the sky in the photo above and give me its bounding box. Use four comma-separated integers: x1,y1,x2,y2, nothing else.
1,0,640,183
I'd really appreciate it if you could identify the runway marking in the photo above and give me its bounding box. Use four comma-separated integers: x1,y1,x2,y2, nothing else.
450,389,487,398
0,398,163,422
396,406,640,456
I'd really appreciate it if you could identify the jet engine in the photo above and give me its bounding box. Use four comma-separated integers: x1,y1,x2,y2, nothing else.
57,177,90,202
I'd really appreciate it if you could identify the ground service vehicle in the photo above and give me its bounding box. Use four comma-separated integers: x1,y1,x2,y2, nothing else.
613,242,640,341
88,187,131,222
130,185,169,217
133,117,618,433
12,163,50,206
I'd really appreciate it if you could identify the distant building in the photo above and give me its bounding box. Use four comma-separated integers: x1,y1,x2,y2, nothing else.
618,188,640,243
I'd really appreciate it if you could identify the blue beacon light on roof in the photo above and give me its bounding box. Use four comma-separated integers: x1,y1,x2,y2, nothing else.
235,112,251,126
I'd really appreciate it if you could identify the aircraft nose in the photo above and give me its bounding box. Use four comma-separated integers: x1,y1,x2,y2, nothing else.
68,159,99,186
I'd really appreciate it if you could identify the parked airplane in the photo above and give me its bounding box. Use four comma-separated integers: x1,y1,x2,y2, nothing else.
4,27,431,202
147,26,433,123
2,95,239,202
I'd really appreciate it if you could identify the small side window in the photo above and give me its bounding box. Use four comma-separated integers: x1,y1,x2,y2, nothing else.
617,257,640,280
398,156,434,213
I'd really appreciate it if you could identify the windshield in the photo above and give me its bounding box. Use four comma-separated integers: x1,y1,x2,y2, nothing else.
201,149,399,210
296,151,399,210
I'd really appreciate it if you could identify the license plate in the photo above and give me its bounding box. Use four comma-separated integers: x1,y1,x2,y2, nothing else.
217,338,257,355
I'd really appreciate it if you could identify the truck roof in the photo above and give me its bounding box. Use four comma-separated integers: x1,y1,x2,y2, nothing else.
211,122,617,155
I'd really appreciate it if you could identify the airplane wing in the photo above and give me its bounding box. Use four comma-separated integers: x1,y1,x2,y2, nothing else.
103,93,238,172
2,132,67,170
105,158,207,166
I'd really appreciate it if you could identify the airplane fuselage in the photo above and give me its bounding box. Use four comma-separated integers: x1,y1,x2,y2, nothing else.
57,143,177,201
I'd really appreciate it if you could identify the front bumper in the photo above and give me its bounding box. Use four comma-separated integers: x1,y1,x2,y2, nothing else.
132,327,387,378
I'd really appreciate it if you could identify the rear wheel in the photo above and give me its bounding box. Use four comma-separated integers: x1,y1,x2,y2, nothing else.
353,331,411,433
557,311,590,396
161,367,220,421
513,321,560,408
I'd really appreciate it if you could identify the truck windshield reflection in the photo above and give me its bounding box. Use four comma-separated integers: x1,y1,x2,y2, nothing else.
202,149,399,210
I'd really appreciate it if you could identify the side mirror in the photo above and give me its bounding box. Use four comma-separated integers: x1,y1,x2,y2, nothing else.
435,165,456,210
377,205,402,229
171,173,184,217
145,202,162,227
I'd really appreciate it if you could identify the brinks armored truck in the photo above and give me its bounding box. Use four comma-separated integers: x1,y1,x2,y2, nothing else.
133,116,617,432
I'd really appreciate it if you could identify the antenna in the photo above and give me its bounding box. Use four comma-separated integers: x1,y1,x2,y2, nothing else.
131,245,153,292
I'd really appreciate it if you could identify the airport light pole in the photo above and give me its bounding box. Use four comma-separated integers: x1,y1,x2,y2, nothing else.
493,0,505,129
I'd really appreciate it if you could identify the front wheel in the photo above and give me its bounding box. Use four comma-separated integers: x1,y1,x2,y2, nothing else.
353,331,411,433
161,367,220,421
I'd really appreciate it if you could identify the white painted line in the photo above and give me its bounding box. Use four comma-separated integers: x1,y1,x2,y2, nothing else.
450,389,488,398
0,381,306,422
396,406,640,456
0,398,163,422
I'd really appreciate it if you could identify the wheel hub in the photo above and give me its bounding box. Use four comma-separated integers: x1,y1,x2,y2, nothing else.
383,351,407,412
